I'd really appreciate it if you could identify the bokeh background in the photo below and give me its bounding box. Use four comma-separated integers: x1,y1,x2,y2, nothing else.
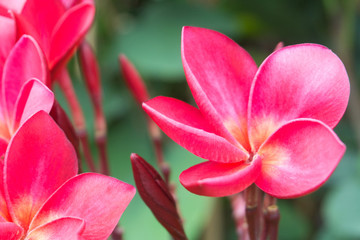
59,0,360,239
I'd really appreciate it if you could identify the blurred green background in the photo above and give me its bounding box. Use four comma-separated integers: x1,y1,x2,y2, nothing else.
60,0,360,239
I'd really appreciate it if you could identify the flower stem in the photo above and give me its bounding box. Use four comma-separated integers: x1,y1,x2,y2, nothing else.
96,133,110,175
229,192,249,240
57,69,97,172
78,129,97,172
245,184,260,240
111,225,123,240
261,194,280,240
78,41,110,175
148,120,170,183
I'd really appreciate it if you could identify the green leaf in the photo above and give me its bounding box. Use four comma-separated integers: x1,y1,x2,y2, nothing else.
278,200,311,240
112,1,238,81
323,177,360,239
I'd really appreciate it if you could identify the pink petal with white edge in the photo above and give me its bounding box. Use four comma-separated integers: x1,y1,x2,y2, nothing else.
12,79,54,132
4,111,78,231
256,119,346,199
30,173,136,240
2,35,48,120
0,222,23,239
0,0,25,12
26,217,84,240
49,2,94,68
143,96,249,163
179,155,261,197
182,26,258,150
249,44,349,150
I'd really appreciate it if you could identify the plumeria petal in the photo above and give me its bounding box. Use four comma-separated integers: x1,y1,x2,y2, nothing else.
12,79,54,132
0,135,7,155
143,96,249,163
249,44,349,150
2,35,48,121
0,120,10,141
20,0,65,56
26,217,84,240
0,14,15,74
60,0,78,9
0,222,23,239
179,155,262,197
255,119,345,198
31,173,136,240
0,137,9,221
4,111,78,231
49,2,94,69
0,0,25,12
181,26,257,151
59,0,94,9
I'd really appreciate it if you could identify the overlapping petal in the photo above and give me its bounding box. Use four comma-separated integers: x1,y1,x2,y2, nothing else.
0,121,9,141
0,222,23,239
12,79,54,131
60,0,94,9
0,15,15,74
2,35,48,120
0,0,25,13
143,96,249,163
181,26,257,151
60,0,78,9
49,2,94,69
31,173,136,240
26,217,84,240
255,119,345,198
11,0,94,72
4,111,78,231
249,44,349,150
0,135,7,155
19,0,65,55
0,137,9,221
179,155,262,197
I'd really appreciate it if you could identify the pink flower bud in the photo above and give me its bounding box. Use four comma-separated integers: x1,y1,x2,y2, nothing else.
131,153,187,240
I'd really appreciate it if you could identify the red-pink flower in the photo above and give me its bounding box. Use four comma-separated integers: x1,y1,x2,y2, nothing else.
0,111,135,240
0,35,53,155
0,0,94,75
143,27,350,198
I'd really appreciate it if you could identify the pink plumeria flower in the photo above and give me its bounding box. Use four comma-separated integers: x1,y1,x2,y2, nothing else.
0,111,135,240
0,35,53,155
143,26,350,198
0,0,94,76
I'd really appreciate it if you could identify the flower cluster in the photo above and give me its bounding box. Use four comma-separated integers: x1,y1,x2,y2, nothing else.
0,0,350,238
0,1,135,239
